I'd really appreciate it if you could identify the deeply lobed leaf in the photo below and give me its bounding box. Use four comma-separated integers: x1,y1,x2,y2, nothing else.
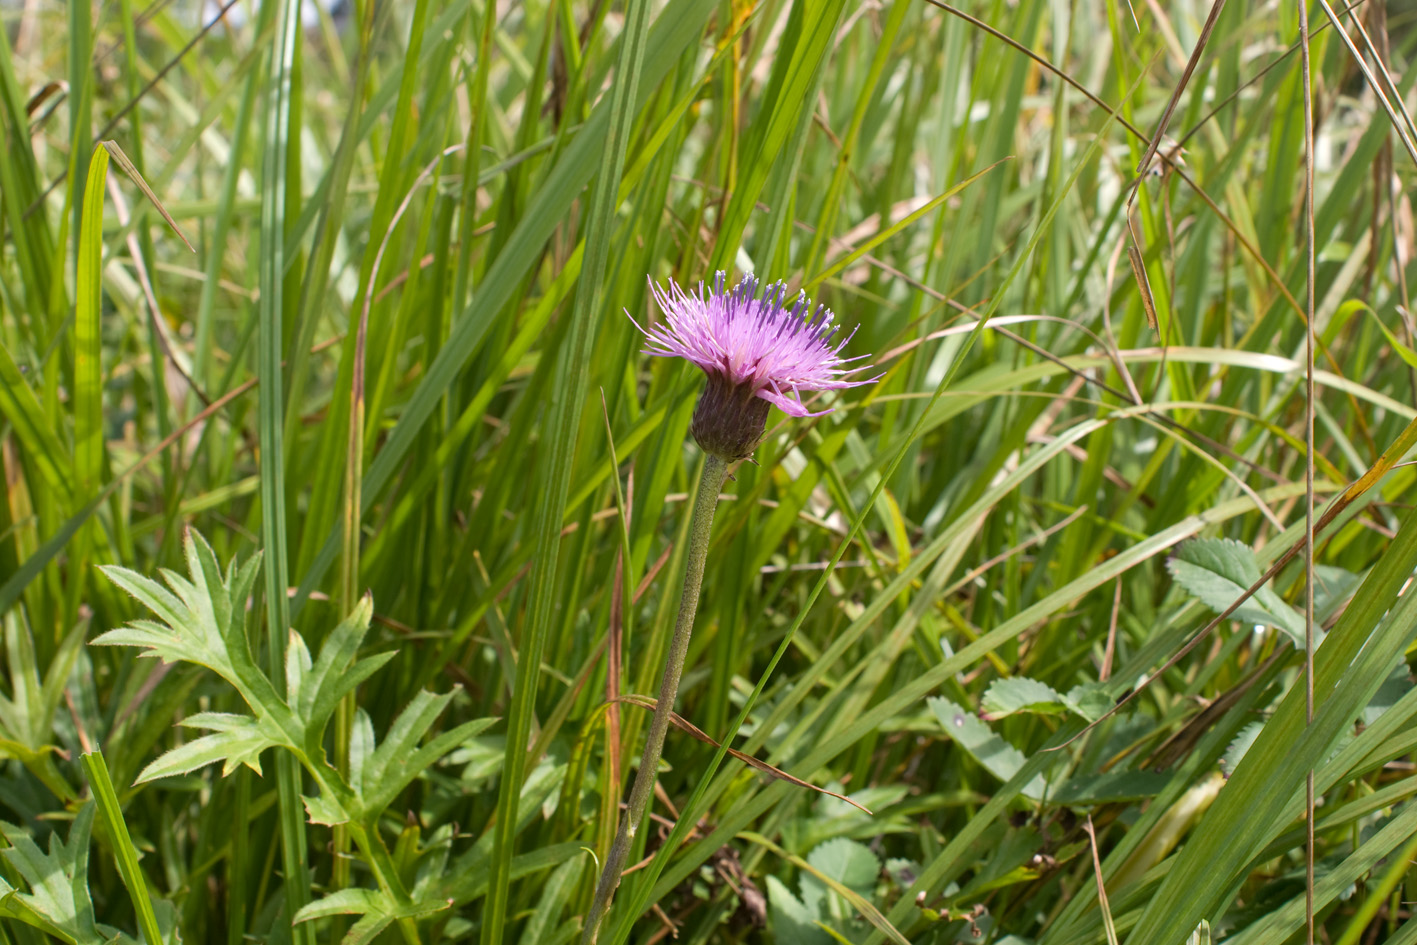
136,712,286,782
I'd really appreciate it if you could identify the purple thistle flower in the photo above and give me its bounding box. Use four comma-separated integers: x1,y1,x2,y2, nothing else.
630,272,879,460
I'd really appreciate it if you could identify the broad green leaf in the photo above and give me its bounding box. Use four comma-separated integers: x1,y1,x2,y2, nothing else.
981,677,1071,718
804,838,881,909
768,875,832,945
1049,771,1171,805
746,832,907,945
929,697,1049,800
1130,509,1417,943
1167,538,1308,647
1065,683,1113,722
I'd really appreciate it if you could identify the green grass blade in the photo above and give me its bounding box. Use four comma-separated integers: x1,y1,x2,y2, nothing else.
289,0,717,615
480,0,657,939
254,0,312,939
82,750,166,945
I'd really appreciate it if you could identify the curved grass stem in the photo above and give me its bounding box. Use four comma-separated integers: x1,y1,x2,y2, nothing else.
580,452,729,944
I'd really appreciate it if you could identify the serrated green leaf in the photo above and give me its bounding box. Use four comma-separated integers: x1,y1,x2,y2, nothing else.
299,595,374,724
362,689,452,792
96,532,269,700
313,652,396,735
0,882,75,944
0,614,81,799
361,711,494,817
806,838,880,893
1065,683,1113,722
293,886,449,945
187,531,229,640
226,552,264,652
136,713,283,781
1222,721,1265,777
981,677,1070,719
98,567,192,637
0,804,101,943
928,697,1049,800
801,839,881,930
301,792,352,827
90,619,207,669
1049,770,1171,804
768,875,831,945
1167,538,1309,647
97,531,298,759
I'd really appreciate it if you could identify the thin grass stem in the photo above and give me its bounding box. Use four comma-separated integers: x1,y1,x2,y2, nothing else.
581,452,729,944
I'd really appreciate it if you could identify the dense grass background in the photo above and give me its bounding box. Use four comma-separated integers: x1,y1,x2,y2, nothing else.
3,0,1417,942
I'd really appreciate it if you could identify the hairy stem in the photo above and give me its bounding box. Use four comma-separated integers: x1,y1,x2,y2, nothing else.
580,452,729,944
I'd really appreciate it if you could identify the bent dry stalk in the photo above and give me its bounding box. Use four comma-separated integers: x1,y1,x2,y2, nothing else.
580,272,878,943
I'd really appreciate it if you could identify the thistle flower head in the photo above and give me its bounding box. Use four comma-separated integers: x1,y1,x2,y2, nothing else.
630,272,878,460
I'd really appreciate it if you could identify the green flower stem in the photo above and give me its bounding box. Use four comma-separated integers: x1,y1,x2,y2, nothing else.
581,452,729,944
300,766,419,943
345,822,421,945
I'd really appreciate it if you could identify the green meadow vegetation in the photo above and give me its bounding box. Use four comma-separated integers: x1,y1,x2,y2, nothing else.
3,0,1417,942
